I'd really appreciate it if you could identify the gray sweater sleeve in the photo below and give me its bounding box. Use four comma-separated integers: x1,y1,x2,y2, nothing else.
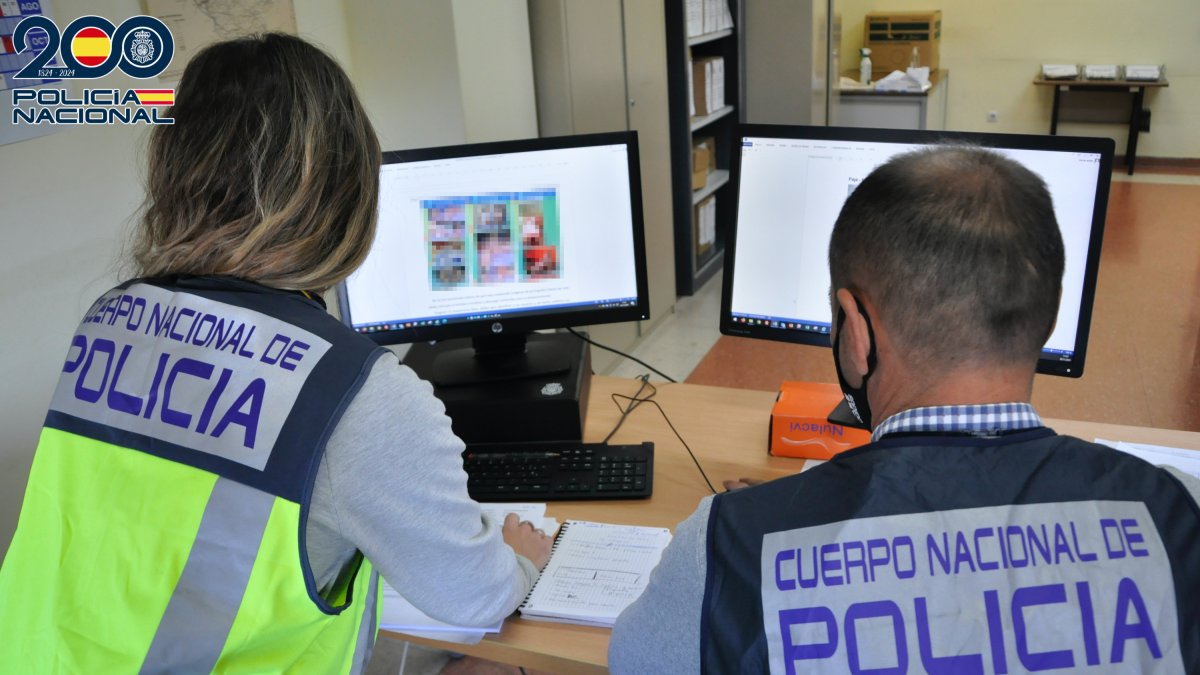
306,351,538,627
1164,466,1200,506
608,495,713,674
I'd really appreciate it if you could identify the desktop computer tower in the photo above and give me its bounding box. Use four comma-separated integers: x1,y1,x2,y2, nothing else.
403,333,591,444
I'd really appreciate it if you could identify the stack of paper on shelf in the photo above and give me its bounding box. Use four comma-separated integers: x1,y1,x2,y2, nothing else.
1041,64,1079,80
692,56,725,116
686,0,734,37
1083,64,1118,80
1124,65,1162,81
873,68,931,93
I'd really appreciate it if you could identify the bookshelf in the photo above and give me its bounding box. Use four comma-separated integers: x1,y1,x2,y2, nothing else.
666,0,741,296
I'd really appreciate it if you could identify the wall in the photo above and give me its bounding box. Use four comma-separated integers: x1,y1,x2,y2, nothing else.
837,0,1198,159
342,2,467,150
338,0,536,150
451,0,539,143
744,1,828,125
0,1,536,561
0,0,151,564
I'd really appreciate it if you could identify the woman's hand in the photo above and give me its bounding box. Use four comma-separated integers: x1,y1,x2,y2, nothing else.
502,513,554,570
722,476,766,492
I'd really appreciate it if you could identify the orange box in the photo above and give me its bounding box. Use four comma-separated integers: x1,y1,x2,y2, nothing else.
769,381,872,459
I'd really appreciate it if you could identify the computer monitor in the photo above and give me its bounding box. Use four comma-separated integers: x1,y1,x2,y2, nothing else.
338,131,650,386
721,125,1113,379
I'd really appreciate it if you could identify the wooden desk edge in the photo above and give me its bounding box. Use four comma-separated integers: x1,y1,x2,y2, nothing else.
385,624,610,675
1033,77,1169,88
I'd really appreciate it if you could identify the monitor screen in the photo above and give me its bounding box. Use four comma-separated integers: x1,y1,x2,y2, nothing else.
339,131,650,357
721,125,1113,377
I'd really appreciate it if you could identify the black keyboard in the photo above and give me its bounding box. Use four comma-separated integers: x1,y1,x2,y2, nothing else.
462,441,654,501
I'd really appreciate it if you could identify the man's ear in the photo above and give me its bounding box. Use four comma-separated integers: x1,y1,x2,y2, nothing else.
834,288,871,380
1047,287,1061,337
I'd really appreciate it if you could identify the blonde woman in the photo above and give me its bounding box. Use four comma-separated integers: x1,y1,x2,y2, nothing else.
0,33,551,673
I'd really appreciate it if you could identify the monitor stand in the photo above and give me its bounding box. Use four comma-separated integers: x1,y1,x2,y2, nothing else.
404,332,591,444
826,398,870,431
430,333,570,387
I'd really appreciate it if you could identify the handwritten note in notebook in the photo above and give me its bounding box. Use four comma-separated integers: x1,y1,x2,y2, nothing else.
518,520,672,627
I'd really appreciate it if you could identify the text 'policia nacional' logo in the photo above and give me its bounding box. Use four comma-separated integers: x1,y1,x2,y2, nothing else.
9,14,175,126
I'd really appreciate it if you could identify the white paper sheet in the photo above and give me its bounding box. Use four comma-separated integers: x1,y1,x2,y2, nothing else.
1095,439,1200,479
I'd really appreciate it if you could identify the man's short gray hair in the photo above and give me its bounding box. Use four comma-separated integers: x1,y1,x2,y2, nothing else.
828,145,1065,369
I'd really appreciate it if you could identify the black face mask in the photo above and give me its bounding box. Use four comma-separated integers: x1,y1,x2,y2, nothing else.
832,297,878,427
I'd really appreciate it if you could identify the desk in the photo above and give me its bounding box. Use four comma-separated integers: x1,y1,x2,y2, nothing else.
1033,77,1169,175
380,375,1200,673
837,69,949,131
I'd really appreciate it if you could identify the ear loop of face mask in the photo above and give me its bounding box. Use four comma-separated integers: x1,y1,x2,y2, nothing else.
833,295,878,427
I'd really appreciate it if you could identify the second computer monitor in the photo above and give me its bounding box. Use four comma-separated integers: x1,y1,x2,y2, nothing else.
721,125,1113,377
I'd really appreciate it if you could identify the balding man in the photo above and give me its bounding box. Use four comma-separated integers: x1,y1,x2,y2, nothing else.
609,146,1200,673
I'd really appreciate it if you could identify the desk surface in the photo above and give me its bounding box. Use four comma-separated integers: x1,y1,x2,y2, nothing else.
839,68,947,96
381,375,1200,674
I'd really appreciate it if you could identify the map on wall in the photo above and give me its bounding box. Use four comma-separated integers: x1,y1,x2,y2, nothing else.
0,0,63,145
144,0,296,81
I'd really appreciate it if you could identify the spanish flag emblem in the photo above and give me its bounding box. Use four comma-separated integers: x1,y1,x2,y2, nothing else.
134,89,175,106
71,27,111,68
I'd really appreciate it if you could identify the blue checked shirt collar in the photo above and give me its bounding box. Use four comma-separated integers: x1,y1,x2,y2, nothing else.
871,402,1044,442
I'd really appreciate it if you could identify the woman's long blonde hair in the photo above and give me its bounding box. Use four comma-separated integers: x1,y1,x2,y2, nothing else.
133,33,380,291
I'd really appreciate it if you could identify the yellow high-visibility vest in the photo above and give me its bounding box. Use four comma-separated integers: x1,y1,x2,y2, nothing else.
0,277,387,673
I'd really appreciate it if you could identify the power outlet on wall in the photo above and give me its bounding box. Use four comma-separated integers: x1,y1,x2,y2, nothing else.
987,111,999,123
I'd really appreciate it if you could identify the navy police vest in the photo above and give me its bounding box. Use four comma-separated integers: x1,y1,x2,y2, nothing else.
701,429,1200,674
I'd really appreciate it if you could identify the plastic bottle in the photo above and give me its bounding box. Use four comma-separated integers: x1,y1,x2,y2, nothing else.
859,47,872,85
909,46,920,69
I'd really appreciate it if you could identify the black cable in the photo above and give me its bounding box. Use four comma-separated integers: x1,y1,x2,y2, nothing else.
565,327,677,383
602,374,653,443
608,380,719,495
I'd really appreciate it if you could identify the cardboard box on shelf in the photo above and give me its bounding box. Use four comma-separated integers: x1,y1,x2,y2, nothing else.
692,145,710,190
692,136,714,190
865,10,941,77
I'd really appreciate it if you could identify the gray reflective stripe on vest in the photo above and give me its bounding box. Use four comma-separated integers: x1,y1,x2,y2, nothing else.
140,477,274,674
349,571,380,675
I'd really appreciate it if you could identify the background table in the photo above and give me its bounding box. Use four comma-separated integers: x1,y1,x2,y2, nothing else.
1033,76,1169,174
381,375,1200,673
838,69,949,131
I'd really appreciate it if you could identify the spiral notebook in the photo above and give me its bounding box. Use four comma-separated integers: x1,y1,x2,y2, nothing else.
518,520,672,627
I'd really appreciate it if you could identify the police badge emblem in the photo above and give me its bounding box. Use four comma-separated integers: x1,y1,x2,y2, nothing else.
129,29,156,65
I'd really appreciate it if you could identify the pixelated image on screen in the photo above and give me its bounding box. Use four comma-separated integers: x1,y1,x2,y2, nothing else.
427,204,467,287
423,190,561,290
